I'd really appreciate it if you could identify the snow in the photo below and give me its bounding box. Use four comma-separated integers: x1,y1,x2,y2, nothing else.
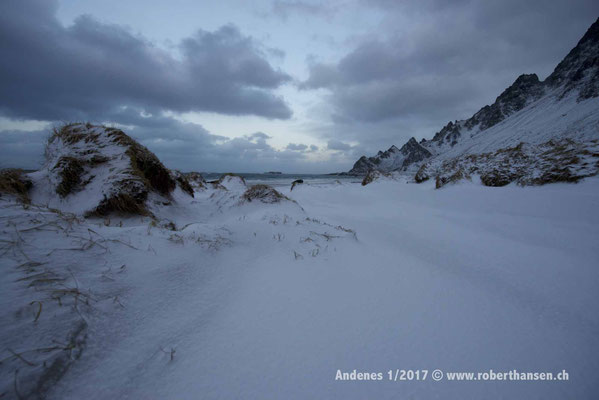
1,177,599,399
358,86,599,177
430,90,599,162
28,125,138,215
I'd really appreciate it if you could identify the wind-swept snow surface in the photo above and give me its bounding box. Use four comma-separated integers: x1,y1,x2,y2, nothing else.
1,178,598,399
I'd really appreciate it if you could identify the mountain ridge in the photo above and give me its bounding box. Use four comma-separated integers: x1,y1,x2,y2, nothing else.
347,17,599,177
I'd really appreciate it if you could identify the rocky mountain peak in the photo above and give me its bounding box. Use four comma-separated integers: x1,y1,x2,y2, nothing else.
404,138,418,147
347,137,431,175
546,17,599,100
346,18,599,176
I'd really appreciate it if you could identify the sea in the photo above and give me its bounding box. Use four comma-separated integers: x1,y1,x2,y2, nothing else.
201,173,361,188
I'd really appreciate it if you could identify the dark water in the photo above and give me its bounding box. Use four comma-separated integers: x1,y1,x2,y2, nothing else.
202,173,360,188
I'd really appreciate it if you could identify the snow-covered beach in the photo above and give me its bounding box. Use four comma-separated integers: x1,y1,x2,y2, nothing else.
2,4,599,399
2,175,598,399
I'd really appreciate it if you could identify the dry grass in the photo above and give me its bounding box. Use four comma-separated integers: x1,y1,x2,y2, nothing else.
0,169,33,204
46,123,180,216
183,172,206,189
414,164,430,183
480,169,519,187
105,128,175,196
48,123,100,147
528,167,582,185
241,184,289,203
217,173,246,185
435,168,468,189
171,171,194,197
361,170,390,186
53,157,85,197
86,192,151,217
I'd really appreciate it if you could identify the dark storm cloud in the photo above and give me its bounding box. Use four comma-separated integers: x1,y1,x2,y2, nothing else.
0,0,292,122
0,107,331,173
302,0,599,126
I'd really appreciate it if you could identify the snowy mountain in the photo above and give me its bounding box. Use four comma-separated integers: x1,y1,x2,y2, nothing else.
348,18,599,184
349,138,432,175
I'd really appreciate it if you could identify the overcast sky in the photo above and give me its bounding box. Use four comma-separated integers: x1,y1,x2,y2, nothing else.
1,0,598,173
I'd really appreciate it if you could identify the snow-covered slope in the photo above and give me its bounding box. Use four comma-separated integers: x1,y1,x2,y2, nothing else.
2,176,598,399
348,17,599,183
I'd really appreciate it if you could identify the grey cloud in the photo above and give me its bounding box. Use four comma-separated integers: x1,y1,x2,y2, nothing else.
0,0,292,122
302,0,599,126
327,139,352,151
286,143,308,151
247,132,272,141
309,144,319,152
0,109,340,173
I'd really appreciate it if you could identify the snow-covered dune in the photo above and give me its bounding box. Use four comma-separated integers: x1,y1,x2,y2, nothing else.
1,175,598,399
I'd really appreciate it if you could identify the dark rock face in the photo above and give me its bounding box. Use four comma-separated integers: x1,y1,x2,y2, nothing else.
429,19,599,150
432,121,462,146
546,17,599,100
349,156,376,175
431,73,545,147
400,138,432,167
473,73,545,130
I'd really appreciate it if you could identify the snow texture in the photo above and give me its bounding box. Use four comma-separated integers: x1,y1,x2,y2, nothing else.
1,176,599,399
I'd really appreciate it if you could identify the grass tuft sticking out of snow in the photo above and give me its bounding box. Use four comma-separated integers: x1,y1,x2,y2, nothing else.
0,169,33,204
241,184,290,204
430,138,599,188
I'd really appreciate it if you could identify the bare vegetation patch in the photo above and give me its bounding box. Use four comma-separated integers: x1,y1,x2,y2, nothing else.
0,169,33,204
241,184,289,204
414,164,430,183
171,171,194,197
435,168,470,189
480,169,520,187
183,172,206,189
105,129,175,196
86,189,150,217
217,173,246,185
54,157,85,197
48,123,97,146
44,123,182,216
427,138,599,188
361,170,390,186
